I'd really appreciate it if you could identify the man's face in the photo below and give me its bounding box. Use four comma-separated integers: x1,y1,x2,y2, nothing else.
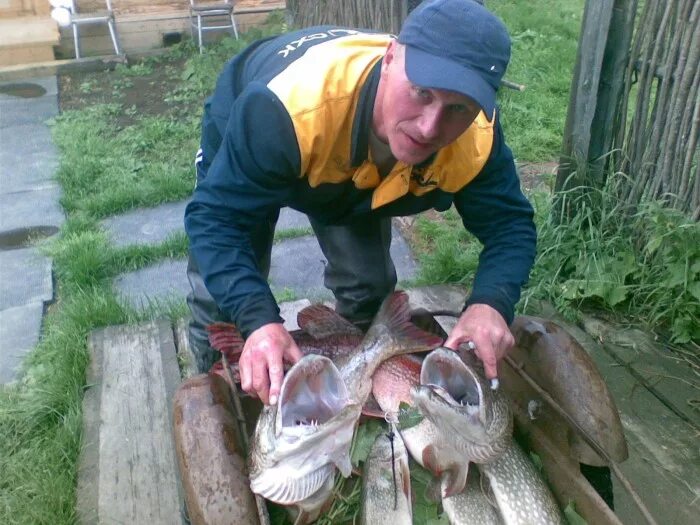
374,41,481,165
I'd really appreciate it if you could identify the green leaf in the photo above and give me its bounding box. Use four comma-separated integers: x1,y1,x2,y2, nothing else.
350,419,385,468
398,402,424,430
604,285,628,306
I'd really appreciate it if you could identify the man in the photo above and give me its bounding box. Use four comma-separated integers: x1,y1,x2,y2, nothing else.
184,0,537,406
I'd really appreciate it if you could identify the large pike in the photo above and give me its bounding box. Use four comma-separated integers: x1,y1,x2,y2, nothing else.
360,425,412,525
417,348,563,524
247,291,442,522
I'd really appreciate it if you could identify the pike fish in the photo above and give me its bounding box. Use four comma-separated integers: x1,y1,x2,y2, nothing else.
442,467,501,525
360,425,412,525
247,291,442,522
478,441,565,525
248,354,361,523
413,347,513,465
416,347,563,524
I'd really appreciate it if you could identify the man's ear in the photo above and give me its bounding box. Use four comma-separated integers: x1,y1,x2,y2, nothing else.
382,39,398,71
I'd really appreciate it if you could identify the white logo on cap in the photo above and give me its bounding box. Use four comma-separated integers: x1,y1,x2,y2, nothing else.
490,65,497,71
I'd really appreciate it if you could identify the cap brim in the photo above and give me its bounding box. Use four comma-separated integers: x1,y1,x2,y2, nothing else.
404,45,496,118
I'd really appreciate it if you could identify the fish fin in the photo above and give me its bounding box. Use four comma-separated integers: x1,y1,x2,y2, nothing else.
206,322,245,362
297,304,363,339
335,453,352,478
372,291,444,352
422,445,442,477
441,462,469,498
250,463,334,505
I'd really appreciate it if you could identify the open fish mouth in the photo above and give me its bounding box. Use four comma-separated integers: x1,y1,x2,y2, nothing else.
420,347,485,411
277,354,351,436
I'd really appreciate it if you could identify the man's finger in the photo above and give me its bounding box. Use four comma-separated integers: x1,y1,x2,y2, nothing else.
268,357,285,406
285,342,304,364
251,357,271,405
239,356,252,393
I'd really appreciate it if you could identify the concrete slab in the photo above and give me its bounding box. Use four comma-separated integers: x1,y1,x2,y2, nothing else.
276,207,311,230
0,123,59,192
113,225,418,309
101,200,189,248
0,301,44,384
269,225,417,302
0,94,58,128
0,76,57,99
114,258,189,310
0,186,65,232
0,246,53,310
101,204,311,248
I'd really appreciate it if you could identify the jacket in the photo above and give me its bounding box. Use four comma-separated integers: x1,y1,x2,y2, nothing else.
185,26,537,338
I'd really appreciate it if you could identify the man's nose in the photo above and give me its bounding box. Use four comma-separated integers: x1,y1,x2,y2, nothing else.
417,105,443,141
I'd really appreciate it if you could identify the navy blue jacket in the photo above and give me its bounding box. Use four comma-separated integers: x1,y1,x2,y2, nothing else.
185,27,537,338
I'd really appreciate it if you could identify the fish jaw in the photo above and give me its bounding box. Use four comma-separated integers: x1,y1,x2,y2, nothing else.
399,418,469,498
361,429,413,525
249,355,361,505
414,348,512,462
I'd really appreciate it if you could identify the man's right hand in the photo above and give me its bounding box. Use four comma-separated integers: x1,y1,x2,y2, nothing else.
238,322,304,405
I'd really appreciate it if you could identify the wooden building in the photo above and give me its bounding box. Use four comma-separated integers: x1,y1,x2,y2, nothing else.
0,0,286,67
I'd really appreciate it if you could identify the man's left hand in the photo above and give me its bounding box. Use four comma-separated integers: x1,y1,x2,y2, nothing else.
443,303,514,380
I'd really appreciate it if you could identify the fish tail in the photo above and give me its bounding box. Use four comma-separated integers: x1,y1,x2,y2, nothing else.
374,291,444,352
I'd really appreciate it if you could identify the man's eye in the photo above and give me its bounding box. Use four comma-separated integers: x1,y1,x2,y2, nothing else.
413,86,431,99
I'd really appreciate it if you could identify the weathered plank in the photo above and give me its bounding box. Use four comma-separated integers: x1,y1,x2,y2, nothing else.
530,307,700,525
78,320,185,525
580,314,700,430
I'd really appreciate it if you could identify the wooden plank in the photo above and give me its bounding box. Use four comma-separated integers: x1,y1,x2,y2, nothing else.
78,320,185,525
0,16,59,47
0,54,126,81
580,314,700,430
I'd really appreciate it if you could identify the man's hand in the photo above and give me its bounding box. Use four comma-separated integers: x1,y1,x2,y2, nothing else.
444,303,514,380
238,322,303,405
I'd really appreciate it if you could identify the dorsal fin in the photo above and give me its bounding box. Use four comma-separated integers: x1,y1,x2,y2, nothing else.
297,304,363,339
369,291,444,350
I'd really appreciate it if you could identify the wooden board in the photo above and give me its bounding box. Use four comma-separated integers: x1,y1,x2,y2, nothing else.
77,320,185,524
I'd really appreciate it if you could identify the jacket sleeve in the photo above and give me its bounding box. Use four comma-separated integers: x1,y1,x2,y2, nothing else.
184,83,301,338
453,115,537,325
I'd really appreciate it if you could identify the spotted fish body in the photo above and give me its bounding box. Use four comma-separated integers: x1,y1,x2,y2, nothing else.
360,427,412,525
479,442,565,525
442,467,502,525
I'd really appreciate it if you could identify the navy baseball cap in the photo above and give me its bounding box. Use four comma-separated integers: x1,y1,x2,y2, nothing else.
398,0,511,118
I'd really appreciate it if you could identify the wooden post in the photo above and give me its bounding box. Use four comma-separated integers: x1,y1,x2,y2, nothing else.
554,0,616,217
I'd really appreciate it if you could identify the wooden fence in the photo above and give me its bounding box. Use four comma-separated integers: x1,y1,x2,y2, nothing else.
556,0,699,219
286,0,416,34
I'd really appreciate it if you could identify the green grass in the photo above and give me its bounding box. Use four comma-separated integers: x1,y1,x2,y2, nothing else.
491,0,585,161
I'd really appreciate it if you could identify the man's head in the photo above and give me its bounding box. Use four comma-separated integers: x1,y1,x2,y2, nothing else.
399,0,511,118
373,0,511,165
